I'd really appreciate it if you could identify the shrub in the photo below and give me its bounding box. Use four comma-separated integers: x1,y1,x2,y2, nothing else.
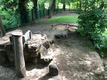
0,9,21,30
77,9,107,50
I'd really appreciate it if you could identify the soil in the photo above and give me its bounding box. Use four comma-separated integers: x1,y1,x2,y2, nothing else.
0,11,107,80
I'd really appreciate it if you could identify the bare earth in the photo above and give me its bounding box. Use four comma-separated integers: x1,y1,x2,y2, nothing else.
0,11,107,80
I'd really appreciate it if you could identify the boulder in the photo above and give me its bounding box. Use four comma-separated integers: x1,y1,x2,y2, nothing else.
49,64,59,76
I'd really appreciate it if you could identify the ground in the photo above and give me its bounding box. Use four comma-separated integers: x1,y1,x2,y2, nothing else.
0,11,107,80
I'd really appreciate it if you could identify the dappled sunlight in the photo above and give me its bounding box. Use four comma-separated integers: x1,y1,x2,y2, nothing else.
26,68,48,78
79,61,92,67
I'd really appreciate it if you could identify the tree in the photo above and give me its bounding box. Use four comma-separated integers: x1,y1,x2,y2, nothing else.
19,0,28,25
62,0,66,11
49,0,56,18
0,15,5,36
84,0,88,12
80,0,82,10
33,0,38,18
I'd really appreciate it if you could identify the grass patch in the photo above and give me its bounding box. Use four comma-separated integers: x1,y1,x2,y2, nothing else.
45,16,78,24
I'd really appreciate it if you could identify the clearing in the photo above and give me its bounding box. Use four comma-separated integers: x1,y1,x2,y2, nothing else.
0,11,107,80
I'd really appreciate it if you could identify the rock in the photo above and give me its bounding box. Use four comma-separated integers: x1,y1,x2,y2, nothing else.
62,29,70,38
55,29,70,39
40,45,48,58
0,55,6,65
4,43,14,63
0,32,54,64
0,35,10,45
32,34,47,41
27,43,41,53
0,44,5,49
4,43,13,51
33,58,38,64
43,41,50,49
31,52,39,57
49,64,59,76
0,49,7,57
44,58,53,63
40,57,53,64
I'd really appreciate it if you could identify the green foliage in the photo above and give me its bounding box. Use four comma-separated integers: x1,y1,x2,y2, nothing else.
77,9,106,51
0,9,21,30
76,9,83,14
0,0,21,30
87,0,105,10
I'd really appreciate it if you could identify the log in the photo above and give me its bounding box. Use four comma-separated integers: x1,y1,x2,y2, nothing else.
13,34,26,78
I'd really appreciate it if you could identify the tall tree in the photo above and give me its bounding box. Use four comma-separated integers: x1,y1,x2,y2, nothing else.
19,0,28,25
49,0,56,18
80,0,82,9
33,0,38,18
0,15,5,36
62,0,66,11
84,0,88,12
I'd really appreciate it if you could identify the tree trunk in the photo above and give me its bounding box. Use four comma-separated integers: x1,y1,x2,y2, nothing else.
19,0,28,25
84,0,88,12
33,0,38,19
68,2,70,11
49,0,56,18
0,15,5,36
77,2,78,9
80,0,82,9
63,0,66,11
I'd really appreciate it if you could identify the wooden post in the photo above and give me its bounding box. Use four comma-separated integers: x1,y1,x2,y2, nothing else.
13,34,26,78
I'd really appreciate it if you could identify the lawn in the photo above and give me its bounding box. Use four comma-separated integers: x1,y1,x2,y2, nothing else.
45,16,78,24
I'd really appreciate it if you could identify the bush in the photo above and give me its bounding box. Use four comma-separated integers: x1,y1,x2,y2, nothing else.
77,9,107,50
0,10,21,30
0,0,21,30
76,9,83,14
